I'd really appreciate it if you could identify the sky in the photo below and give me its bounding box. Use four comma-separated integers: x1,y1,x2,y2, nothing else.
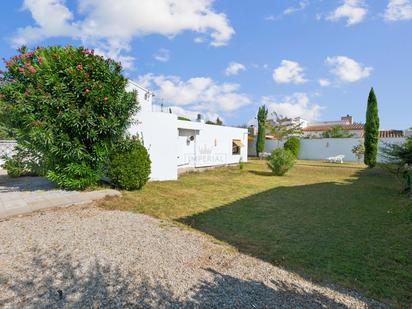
0,0,411,129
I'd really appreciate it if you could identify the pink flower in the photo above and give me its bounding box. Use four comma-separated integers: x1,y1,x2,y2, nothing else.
76,64,83,70
104,96,108,101
85,89,90,94
18,67,25,73
28,66,36,74
82,49,95,55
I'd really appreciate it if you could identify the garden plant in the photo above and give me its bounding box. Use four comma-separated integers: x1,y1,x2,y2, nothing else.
0,46,138,189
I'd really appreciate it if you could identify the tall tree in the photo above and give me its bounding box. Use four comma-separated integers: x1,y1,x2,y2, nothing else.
266,112,303,142
364,88,380,167
256,105,268,156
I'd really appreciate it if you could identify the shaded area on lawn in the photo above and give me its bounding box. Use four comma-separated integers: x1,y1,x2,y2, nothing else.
0,248,360,308
179,168,412,307
100,160,412,306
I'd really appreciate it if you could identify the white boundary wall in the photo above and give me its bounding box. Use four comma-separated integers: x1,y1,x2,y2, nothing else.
249,137,406,162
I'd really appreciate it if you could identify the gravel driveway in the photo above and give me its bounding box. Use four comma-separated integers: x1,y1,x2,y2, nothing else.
0,206,385,308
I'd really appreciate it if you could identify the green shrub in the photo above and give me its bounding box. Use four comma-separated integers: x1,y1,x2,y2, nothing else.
284,137,300,158
382,136,412,195
2,146,47,177
267,148,295,176
0,46,138,190
48,163,100,190
3,156,25,177
108,138,151,190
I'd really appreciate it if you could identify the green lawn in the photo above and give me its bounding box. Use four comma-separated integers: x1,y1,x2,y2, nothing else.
101,159,412,307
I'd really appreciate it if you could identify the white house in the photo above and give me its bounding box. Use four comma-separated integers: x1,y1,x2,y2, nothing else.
127,81,248,181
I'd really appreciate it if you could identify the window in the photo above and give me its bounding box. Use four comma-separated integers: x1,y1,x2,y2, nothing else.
232,139,243,155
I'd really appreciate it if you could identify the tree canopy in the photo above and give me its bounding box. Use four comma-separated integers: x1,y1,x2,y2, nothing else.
0,46,138,189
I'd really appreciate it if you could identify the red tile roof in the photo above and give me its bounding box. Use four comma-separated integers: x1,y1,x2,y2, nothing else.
378,130,404,138
303,124,364,132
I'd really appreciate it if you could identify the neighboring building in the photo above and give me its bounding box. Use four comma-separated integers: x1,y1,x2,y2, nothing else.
127,81,248,181
249,113,406,142
302,115,364,138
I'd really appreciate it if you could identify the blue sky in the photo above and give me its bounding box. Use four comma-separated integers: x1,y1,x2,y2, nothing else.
1,0,411,129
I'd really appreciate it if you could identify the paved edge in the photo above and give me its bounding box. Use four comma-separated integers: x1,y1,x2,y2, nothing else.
0,189,121,220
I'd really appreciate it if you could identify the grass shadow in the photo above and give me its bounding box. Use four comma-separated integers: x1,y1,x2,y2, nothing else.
179,168,412,307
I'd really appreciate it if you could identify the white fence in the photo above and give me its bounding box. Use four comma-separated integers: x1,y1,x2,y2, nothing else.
249,137,406,162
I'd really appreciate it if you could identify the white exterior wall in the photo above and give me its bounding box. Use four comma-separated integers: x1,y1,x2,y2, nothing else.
126,81,248,180
249,137,406,162
248,138,284,156
128,111,178,181
298,138,406,162
177,121,248,168
126,81,153,113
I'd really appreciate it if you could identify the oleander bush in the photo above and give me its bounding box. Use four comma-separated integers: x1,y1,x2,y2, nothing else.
0,46,138,189
108,138,151,190
267,148,296,176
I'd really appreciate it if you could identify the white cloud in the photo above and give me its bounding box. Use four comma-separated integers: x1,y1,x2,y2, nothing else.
326,56,372,82
153,48,170,62
283,0,309,15
327,0,367,26
137,74,251,112
318,79,331,87
225,62,246,76
273,60,307,84
262,93,323,121
385,0,412,21
13,0,234,67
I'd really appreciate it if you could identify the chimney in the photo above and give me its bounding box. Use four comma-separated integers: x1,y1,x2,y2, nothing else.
341,114,353,125
196,114,205,123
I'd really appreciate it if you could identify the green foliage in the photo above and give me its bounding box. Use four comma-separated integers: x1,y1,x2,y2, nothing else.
178,116,191,121
267,148,296,176
3,145,47,177
364,88,380,168
0,46,138,189
239,157,244,170
266,112,303,141
382,137,412,194
256,105,268,156
352,142,365,162
205,117,223,125
0,125,14,140
283,137,300,158
3,156,25,177
47,163,101,190
108,138,151,190
322,125,355,138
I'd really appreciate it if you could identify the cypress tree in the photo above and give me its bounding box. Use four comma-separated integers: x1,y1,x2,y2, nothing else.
364,88,380,167
256,105,268,156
